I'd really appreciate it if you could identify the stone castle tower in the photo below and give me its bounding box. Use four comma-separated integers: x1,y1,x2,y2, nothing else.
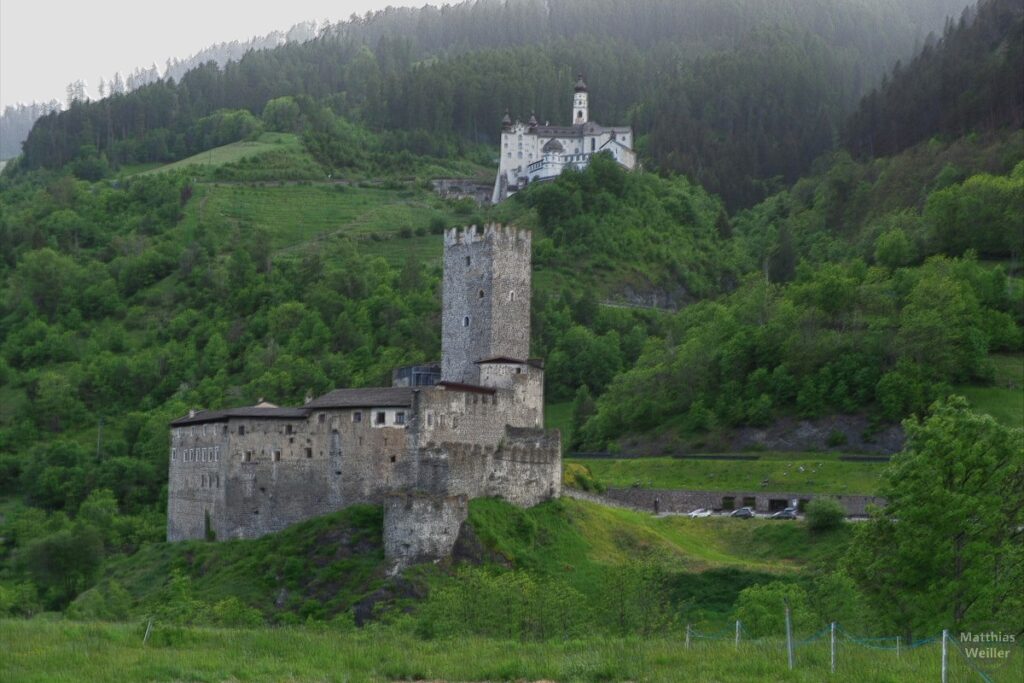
442,226,532,385
168,224,560,566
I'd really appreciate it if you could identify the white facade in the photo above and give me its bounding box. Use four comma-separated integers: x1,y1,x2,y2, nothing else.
492,76,637,203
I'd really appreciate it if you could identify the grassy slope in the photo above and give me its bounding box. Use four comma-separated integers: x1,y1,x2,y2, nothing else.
956,353,1023,428
5,618,1008,683
101,506,386,621
570,453,886,495
94,497,846,625
138,134,307,175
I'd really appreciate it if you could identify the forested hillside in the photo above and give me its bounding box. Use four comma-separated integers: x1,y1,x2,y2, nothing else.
845,0,1024,157
14,0,968,208
1,0,1021,665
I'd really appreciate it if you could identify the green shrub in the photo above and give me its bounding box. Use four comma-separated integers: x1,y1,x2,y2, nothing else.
826,430,847,447
805,498,846,532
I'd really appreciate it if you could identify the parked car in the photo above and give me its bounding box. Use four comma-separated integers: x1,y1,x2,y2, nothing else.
730,507,754,518
769,507,798,520
688,508,712,518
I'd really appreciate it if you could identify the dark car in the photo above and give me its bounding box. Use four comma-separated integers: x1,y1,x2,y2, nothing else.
730,507,754,518
769,507,798,520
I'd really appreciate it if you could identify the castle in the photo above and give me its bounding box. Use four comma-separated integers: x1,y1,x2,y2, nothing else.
167,225,562,564
492,74,637,203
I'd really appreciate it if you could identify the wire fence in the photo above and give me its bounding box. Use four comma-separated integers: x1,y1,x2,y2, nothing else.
680,615,1021,682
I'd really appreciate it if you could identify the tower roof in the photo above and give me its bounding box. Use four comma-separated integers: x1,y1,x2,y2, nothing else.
501,109,512,128
574,73,588,92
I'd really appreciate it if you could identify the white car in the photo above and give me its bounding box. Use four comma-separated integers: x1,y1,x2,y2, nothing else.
688,508,712,518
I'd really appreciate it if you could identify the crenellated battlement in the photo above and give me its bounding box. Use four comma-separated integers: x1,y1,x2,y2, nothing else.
444,223,531,249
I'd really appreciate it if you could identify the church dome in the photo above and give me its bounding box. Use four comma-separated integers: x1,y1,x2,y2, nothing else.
542,138,564,153
574,74,588,92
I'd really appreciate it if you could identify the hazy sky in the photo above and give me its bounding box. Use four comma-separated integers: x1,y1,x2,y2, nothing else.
0,1,437,109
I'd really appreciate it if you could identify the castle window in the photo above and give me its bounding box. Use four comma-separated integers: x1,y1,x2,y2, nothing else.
395,412,406,425
202,474,206,487
171,448,176,460
465,256,471,266
451,416,459,429
509,291,515,302
243,451,253,463
285,424,293,435
216,475,220,488
426,412,434,427
375,411,386,425
390,455,396,463
478,289,485,299
214,446,219,461
222,425,228,435
318,413,325,425
353,411,362,423
591,138,596,151
238,425,245,436
463,316,470,327
515,367,522,374
273,450,281,462
305,447,312,458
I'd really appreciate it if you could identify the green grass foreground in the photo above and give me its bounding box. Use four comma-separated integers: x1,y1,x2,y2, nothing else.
3,618,1018,683
570,453,885,495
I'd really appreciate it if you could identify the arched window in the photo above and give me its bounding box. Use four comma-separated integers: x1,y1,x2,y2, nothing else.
463,316,470,327
509,291,515,302
478,289,485,299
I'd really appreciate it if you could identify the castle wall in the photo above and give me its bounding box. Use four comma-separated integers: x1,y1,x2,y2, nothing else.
167,423,227,541
383,493,468,564
220,410,412,539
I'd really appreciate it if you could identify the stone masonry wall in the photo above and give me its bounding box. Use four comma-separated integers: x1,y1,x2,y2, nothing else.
383,493,468,564
441,225,531,384
167,423,227,541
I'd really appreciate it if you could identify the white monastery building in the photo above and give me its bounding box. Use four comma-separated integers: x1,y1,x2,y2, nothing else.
492,75,637,203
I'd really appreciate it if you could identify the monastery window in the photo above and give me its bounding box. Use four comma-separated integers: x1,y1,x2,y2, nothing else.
463,316,470,327
285,424,293,435
509,291,515,302
465,256,471,266
305,447,312,459
390,455,397,463
216,475,220,488
214,446,219,461
189,449,194,461
243,451,253,463
478,289,485,299
375,411,386,425
318,413,325,425
591,138,596,152
273,450,281,462
353,411,363,423
238,425,245,436
451,416,459,429
426,412,434,427
171,448,176,461
395,412,406,425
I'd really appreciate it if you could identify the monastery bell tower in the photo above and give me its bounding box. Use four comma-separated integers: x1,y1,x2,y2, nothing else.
572,74,589,124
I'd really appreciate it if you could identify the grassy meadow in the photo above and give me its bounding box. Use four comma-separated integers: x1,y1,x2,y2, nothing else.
3,618,1019,683
568,453,886,495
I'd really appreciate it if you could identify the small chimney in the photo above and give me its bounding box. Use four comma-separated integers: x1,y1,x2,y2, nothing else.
304,390,313,405
188,408,196,418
